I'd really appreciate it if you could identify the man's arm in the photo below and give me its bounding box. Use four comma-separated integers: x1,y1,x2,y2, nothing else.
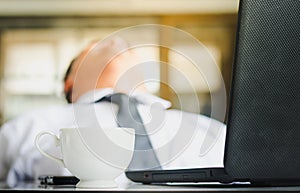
0,126,10,181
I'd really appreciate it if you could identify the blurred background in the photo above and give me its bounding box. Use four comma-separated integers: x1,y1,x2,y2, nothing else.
0,0,238,125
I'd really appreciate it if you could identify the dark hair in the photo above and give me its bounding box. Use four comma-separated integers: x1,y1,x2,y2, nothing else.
63,57,77,103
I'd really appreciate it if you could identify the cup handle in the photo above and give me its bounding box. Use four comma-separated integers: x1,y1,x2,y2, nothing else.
35,131,65,167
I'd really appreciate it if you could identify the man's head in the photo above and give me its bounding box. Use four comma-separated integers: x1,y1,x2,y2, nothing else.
63,37,144,103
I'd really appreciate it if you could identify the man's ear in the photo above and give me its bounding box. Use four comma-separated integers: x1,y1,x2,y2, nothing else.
64,79,73,95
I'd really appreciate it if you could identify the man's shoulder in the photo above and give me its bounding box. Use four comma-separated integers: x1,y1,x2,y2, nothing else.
22,104,71,117
2,104,72,127
166,108,206,118
166,109,225,126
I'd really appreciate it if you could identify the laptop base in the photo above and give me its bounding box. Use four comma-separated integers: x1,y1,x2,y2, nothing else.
125,168,234,184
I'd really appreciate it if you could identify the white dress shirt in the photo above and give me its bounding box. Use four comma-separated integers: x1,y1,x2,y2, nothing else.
0,88,226,187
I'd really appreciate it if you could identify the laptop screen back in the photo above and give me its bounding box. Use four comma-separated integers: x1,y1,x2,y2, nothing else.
224,0,300,182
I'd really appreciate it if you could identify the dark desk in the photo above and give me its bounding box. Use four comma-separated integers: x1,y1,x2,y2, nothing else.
2,182,300,192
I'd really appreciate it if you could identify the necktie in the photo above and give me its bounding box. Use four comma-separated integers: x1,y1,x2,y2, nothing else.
97,93,161,171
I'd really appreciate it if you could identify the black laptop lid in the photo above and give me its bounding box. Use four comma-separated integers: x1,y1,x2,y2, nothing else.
224,0,300,181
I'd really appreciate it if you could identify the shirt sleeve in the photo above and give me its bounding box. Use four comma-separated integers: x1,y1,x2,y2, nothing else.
0,107,74,187
0,129,9,181
0,116,34,183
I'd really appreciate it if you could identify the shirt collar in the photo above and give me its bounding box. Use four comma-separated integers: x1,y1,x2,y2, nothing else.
75,88,172,109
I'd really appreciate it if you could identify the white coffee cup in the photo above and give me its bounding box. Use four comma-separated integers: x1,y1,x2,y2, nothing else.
35,127,135,188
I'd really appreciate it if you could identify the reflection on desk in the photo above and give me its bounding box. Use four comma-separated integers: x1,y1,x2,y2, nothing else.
2,181,300,192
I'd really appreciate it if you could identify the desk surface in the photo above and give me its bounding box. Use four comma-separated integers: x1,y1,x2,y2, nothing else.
2,182,300,192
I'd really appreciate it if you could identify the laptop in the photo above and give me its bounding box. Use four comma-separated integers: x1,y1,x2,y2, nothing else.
125,0,300,185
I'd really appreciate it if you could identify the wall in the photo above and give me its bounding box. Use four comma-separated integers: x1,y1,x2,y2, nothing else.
0,0,238,124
